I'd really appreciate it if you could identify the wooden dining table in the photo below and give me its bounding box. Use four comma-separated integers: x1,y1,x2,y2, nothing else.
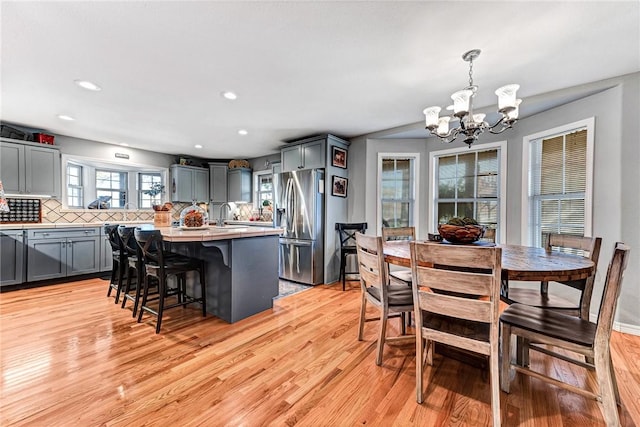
383,240,596,297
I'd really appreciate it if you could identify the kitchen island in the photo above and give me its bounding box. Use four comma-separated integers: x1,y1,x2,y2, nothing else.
158,225,282,323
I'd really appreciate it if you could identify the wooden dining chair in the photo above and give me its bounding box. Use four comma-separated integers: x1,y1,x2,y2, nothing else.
500,242,630,426
410,241,503,427
355,232,414,366
381,226,415,286
504,234,602,319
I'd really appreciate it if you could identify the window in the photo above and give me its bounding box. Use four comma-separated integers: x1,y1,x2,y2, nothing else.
430,141,507,241
138,172,162,208
523,118,594,247
66,163,83,208
257,173,273,208
378,154,419,233
96,170,128,208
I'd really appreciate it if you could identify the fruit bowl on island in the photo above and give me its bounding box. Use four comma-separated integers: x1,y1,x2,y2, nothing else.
438,217,485,244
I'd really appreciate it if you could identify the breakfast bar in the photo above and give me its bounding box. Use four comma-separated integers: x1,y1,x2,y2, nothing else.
159,225,283,323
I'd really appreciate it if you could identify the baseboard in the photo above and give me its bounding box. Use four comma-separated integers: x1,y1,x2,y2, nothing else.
589,313,640,336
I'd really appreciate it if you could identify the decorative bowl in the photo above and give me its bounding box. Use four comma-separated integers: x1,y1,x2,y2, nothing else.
438,224,485,244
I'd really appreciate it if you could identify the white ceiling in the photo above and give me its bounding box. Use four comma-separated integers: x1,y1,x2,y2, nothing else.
2,1,639,159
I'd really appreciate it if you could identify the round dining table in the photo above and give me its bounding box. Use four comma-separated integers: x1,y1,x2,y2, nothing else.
383,240,596,290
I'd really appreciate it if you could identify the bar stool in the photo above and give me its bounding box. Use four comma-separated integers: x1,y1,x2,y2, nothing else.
134,229,206,333
335,222,367,291
118,225,146,317
105,224,127,303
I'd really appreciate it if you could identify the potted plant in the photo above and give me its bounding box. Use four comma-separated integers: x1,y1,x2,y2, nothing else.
143,184,172,226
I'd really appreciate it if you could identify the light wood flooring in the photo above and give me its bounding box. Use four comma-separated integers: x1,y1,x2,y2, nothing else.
1,278,639,426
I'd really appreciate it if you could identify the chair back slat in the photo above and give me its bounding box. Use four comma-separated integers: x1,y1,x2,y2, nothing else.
413,243,501,270
105,224,122,252
117,226,138,257
418,291,492,323
418,268,494,296
134,229,164,268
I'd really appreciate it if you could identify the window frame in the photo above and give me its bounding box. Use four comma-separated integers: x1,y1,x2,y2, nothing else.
66,162,84,208
95,169,129,208
376,152,420,236
521,117,594,246
253,170,274,210
138,172,163,208
429,141,507,243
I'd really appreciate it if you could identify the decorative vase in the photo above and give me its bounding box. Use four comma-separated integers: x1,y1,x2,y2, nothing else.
154,211,171,227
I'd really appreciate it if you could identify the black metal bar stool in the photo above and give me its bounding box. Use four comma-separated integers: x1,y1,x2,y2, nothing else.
134,229,206,333
105,224,127,303
335,222,367,291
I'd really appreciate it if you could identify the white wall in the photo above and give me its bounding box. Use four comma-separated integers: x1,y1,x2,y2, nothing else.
349,72,640,331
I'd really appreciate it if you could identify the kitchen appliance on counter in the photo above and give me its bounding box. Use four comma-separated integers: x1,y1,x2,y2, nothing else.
275,169,324,285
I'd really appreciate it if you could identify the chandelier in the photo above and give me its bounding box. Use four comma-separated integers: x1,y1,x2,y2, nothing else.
423,49,521,147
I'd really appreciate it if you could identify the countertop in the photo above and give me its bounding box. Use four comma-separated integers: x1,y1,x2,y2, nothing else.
159,225,282,241
0,221,150,230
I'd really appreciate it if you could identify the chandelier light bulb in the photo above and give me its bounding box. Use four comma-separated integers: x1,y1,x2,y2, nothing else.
506,99,522,121
437,117,451,136
451,89,473,117
423,106,441,128
495,84,520,112
472,113,486,124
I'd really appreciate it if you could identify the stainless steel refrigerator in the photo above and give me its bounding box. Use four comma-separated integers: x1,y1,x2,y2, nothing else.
275,169,324,285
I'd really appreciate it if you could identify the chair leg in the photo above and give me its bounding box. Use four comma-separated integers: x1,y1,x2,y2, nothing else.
340,253,346,291
489,343,501,427
200,264,206,317
132,264,143,318
416,331,424,403
358,292,367,341
114,259,125,304
107,259,117,296
400,312,407,335
609,353,621,406
595,351,621,426
376,309,388,366
137,274,150,323
155,276,166,334
121,264,133,309
500,323,512,393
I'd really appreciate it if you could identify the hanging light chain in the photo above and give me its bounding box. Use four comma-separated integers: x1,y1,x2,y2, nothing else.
468,58,474,87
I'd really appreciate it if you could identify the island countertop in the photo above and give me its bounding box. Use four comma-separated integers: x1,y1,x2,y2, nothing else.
157,225,282,242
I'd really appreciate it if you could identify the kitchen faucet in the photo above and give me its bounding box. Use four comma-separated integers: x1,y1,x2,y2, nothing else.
218,202,231,227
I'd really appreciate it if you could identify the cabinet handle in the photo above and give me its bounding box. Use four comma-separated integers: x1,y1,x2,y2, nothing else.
84,230,90,234
43,233,49,237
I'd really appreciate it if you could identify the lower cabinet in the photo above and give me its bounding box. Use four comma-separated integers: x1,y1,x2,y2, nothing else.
27,228,101,282
0,229,26,287
100,226,113,272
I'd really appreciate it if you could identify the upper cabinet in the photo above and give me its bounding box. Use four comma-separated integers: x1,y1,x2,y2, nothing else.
0,139,61,198
209,162,228,204
228,168,252,203
170,164,209,202
281,139,325,172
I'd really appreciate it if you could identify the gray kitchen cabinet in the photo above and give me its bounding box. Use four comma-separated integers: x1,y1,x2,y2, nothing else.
228,168,252,203
281,139,324,172
170,165,209,202
209,162,228,203
27,228,101,282
0,139,61,197
0,229,26,286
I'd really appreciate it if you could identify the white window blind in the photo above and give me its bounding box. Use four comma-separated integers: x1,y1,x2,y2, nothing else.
529,128,587,247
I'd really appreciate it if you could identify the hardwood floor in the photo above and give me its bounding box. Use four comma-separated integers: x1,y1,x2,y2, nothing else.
1,278,638,426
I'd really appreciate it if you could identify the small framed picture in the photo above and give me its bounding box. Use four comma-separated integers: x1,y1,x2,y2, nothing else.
332,175,348,198
331,146,347,169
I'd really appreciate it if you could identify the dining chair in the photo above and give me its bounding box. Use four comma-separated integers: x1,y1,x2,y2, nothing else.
355,232,414,366
381,226,415,286
500,242,630,426
135,229,206,334
335,222,368,291
105,224,127,303
410,241,503,427
118,225,147,317
504,234,602,319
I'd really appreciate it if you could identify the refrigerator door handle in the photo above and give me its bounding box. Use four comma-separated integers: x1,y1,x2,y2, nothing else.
280,238,312,246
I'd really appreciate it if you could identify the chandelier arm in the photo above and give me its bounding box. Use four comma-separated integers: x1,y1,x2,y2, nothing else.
487,116,517,135
434,128,461,144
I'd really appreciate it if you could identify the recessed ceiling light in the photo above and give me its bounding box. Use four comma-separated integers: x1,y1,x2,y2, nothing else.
119,143,129,147
194,144,203,149
238,129,248,135
74,79,102,91
221,91,237,100
57,114,75,121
